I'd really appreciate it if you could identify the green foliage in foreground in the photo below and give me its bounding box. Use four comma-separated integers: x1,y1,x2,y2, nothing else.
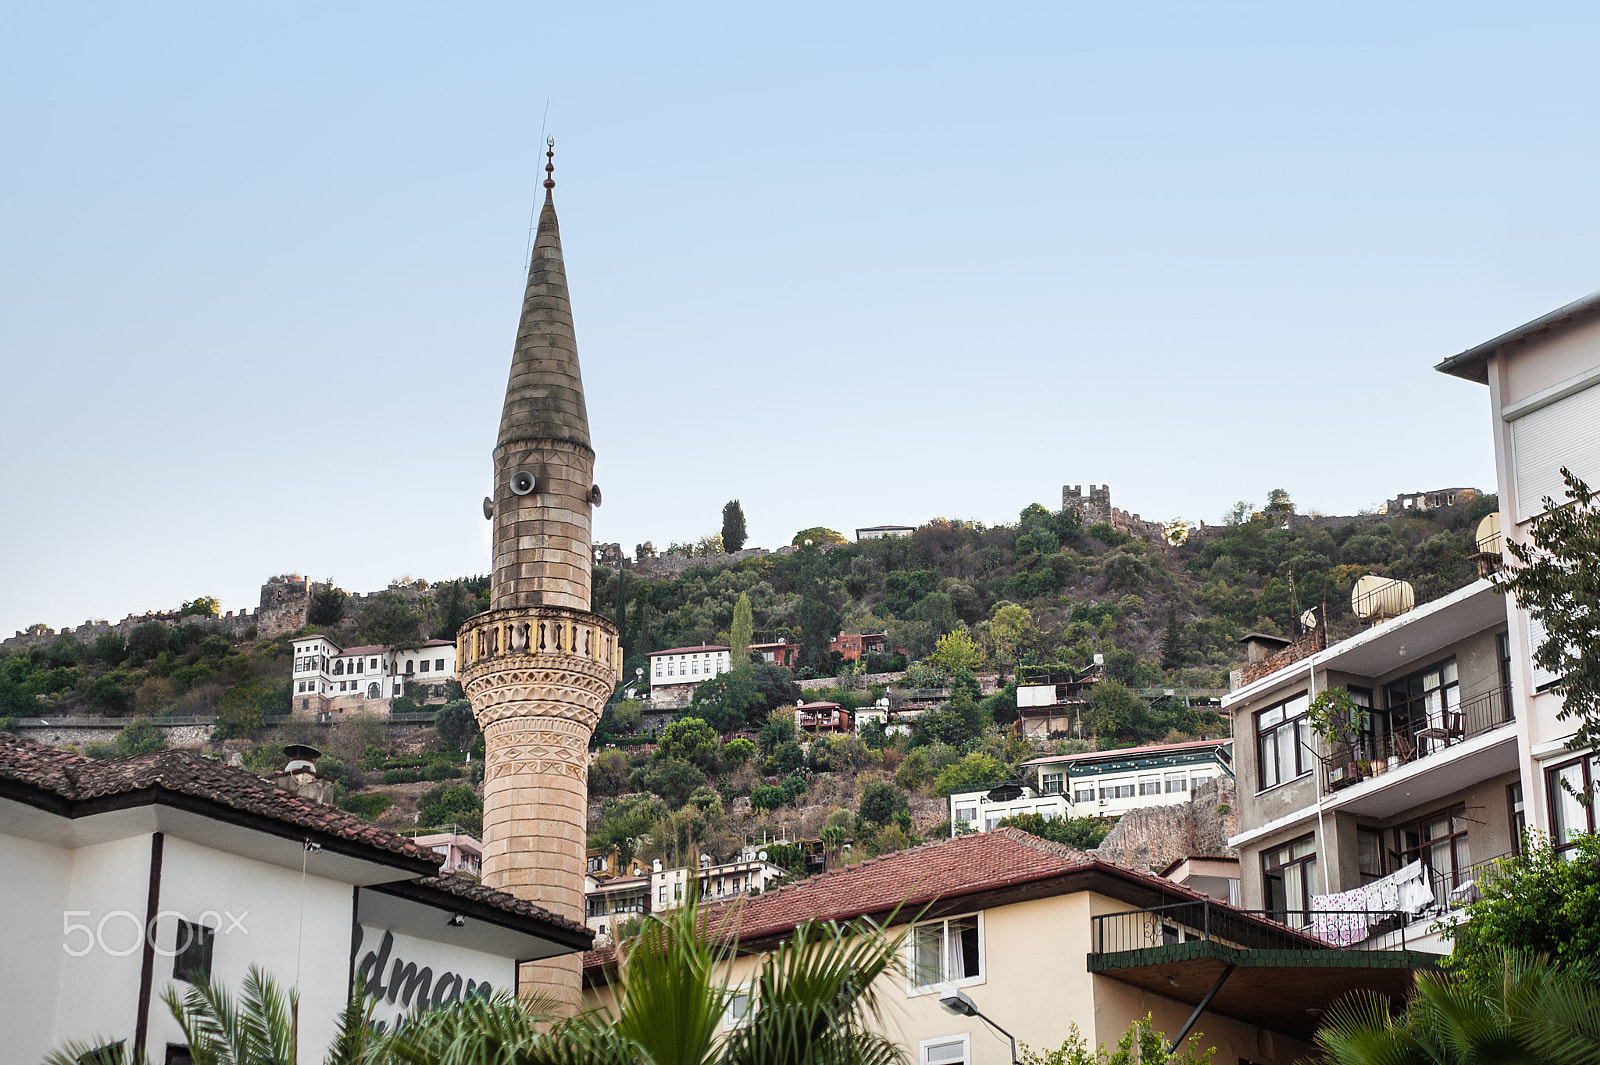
1445,832,1600,983
1312,949,1600,1065
1021,1015,1214,1065
997,811,1119,851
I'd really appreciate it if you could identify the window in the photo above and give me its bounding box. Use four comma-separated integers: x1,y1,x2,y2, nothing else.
1099,782,1134,800
1073,785,1096,803
1040,772,1063,794
1392,804,1471,906
723,987,754,1030
1164,771,1188,794
367,683,379,699
1256,693,1312,790
355,659,364,674
920,1035,970,1065
1358,827,1385,883
1262,835,1319,921
1508,782,1526,855
164,1045,195,1065
1191,766,1215,785
435,658,445,671
173,921,215,984
371,657,379,669
1383,659,1460,754
405,660,414,674
657,886,666,904
691,660,698,675
1138,774,1161,796
908,914,982,991
953,803,977,825
1548,754,1599,854
420,659,430,672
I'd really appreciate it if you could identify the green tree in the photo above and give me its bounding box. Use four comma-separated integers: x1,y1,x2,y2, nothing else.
435,699,479,751
928,629,983,674
689,670,760,733
989,603,1035,670
356,589,422,647
214,683,278,739
858,780,909,826
722,736,756,768
1311,949,1600,1065
791,526,847,547
1160,605,1185,670
759,712,796,753
729,591,754,667
179,596,221,619
722,500,749,553
307,581,348,626
612,698,644,732
1496,469,1600,750
417,783,483,835
1263,488,1295,515
116,716,168,757
634,757,707,807
1446,832,1600,983
1083,679,1145,740
998,811,1117,851
933,752,1004,796
658,716,720,770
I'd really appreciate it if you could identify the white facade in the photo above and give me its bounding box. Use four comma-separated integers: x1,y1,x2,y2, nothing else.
648,645,733,689
1023,741,1231,818
291,636,457,710
948,786,1070,835
648,855,787,911
1,740,587,1064
1438,296,1600,844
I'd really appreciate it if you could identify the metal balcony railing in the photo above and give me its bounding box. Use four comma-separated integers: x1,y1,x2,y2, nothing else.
1323,684,1513,791
1090,899,1417,957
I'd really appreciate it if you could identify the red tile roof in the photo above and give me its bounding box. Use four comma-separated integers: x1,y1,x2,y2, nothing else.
0,734,438,868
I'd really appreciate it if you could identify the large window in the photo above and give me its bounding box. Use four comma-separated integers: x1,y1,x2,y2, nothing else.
1549,754,1600,854
1262,835,1319,920
920,1036,970,1065
1392,804,1471,906
1138,774,1161,796
1099,782,1134,801
1040,772,1063,794
1256,693,1312,790
908,914,982,992
1073,785,1095,803
1383,659,1460,755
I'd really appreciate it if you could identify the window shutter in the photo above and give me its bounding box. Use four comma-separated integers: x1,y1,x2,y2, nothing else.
1509,382,1600,521
1526,610,1561,690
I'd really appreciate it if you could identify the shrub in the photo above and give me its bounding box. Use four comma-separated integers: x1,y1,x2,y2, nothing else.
858,780,909,826
750,784,790,812
337,793,394,820
382,768,423,785
722,737,756,768
435,699,478,750
417,783,482,835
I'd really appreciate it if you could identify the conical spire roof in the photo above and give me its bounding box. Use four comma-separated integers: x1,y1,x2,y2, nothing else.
498,147,591,451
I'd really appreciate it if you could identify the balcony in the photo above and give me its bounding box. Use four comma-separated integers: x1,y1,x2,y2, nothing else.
1088,899,1440,1041
1322,684,1515,798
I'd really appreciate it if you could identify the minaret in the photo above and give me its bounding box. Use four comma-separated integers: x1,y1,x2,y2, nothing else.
458,140,620,1010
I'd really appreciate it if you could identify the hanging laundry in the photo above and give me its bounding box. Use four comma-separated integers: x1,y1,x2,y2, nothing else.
1310,888,1370,945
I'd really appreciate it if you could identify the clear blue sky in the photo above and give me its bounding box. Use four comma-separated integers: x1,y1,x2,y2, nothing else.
4,2,1596,636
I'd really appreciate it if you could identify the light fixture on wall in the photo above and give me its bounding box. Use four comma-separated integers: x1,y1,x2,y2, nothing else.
940,989,1018,1065
448,913,466,928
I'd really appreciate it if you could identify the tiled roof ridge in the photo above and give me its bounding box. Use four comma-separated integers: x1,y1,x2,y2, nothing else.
414,872,590,937
0,734,434,864
989,825,1095,864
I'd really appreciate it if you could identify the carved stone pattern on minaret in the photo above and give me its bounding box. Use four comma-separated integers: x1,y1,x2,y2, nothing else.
462,658,615,728
482,718,590,781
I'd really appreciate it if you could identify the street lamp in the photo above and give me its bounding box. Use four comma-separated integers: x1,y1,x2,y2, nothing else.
940,989,1018,1065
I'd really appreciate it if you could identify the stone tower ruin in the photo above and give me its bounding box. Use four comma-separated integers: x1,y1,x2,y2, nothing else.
456,144,621,1010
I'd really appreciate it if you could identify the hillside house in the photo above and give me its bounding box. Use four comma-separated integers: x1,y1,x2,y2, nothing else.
1014,663,1105,738
948,782,1069,835
583,828,1435,1065
290,636,457,714
855,525,915,540
1021,739,1233,818
830,630,890,661
797,701,853,733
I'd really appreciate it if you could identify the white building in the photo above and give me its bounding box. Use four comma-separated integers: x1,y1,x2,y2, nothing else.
948,783,1070,835
290,636,457,714
648,853,788,911
1437,292,1600,850
0,734,590,1063
647,644,733,693
1021,739,1233,818
855,525,915,541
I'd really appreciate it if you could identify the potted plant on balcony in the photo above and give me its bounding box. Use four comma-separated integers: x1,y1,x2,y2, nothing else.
1308,688,1371,785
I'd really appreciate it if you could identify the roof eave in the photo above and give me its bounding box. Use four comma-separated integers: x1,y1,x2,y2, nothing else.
1435,288,1600,383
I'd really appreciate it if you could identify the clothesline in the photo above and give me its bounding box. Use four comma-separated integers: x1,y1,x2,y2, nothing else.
1308,861,1434,945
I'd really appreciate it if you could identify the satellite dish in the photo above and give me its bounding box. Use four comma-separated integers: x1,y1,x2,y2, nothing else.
1352,575,1415,621
1300,609,1318,630
757,850,768,861
1476,512,1503,555
510,470,536,496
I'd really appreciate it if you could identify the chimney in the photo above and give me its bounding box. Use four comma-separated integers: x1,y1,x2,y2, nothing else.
272,743,336,805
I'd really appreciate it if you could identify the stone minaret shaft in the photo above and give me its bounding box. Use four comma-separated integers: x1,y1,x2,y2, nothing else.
459,145,619,1011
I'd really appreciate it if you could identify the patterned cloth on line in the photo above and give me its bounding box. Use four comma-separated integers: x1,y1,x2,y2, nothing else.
1310,888,1370,946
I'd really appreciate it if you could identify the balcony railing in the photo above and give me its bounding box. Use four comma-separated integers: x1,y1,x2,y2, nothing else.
1091,899,1418,957
1323,684,1514,792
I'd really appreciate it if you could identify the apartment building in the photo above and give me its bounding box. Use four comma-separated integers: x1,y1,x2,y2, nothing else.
289,635,456,714
1224,578,1518,944
948,782,1069,835
1437,292,1600,848
1021,739,1233,818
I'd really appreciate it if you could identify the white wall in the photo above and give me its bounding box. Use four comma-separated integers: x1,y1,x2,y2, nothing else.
352,925,515,1031
1,830,83,1064
52,834,154,1058
145,836,357,1061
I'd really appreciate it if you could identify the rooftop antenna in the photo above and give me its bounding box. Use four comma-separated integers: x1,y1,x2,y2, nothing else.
524,98,551,270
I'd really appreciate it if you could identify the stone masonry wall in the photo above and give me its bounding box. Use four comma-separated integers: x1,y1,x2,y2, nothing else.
1093,777,1238,873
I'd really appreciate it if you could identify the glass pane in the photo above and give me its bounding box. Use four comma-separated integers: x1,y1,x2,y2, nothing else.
911,924,942,986
1443,660,1458,684
954,917,980,978
924,1039,967,1065
1551,763,1589,846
